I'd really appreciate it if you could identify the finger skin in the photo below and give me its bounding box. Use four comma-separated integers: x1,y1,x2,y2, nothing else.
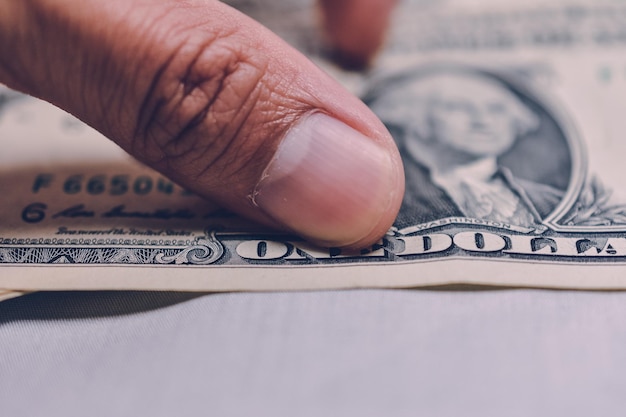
0,0,404,249
319,0,398,68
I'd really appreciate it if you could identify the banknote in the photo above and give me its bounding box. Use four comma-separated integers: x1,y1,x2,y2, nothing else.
0,290,24,302
3,0,626,291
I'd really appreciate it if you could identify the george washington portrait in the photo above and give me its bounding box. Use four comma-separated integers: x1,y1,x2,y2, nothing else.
364,66,572,230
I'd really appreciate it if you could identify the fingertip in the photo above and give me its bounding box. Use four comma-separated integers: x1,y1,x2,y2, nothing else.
318,0,397,68
253,112,404,249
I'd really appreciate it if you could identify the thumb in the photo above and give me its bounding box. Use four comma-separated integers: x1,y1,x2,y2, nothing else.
0,0,404,249
320,0,398,68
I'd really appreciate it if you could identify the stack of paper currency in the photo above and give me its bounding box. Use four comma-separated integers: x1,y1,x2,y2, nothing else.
3,0,626,300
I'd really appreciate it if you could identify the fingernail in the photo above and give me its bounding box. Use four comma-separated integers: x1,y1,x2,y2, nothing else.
252,112,401,248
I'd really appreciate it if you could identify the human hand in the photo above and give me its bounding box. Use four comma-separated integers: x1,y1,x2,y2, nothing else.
0,0,404,249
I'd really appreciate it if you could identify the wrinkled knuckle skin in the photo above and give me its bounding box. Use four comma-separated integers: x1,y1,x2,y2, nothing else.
132,34,272,184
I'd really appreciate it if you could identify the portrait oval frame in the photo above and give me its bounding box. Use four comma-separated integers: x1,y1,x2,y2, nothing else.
362,63,586,233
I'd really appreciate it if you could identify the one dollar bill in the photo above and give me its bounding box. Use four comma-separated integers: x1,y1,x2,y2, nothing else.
3,0,626,292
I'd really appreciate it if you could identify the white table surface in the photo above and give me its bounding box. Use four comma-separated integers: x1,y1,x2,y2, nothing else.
1,289,625,416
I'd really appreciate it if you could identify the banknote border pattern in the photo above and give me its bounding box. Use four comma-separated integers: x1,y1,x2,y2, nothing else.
0,232,224,265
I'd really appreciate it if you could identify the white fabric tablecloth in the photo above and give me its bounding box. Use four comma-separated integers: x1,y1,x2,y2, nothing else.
1,289,625,416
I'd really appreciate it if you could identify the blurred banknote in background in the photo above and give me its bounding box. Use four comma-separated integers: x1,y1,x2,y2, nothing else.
3,0,626,296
